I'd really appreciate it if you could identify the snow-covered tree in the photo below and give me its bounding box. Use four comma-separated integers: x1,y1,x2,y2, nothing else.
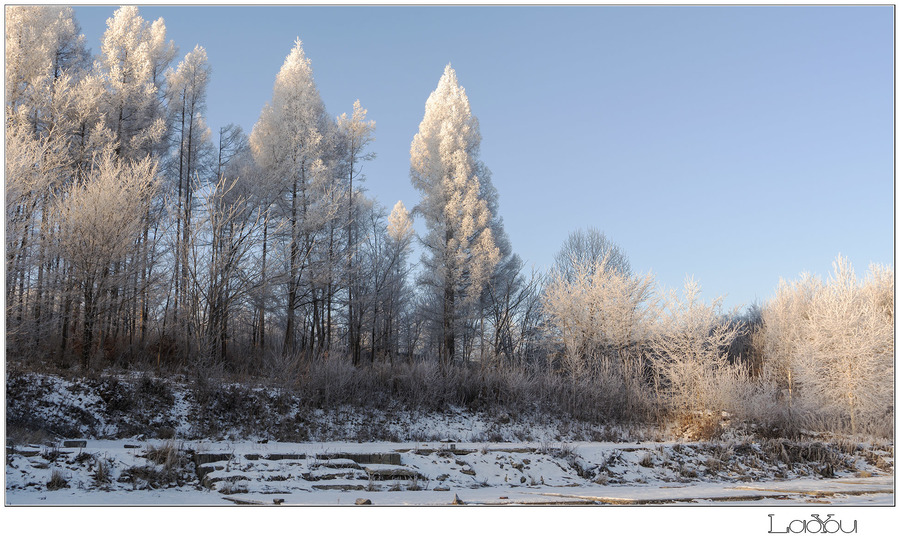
95,6,177,349
481,255,544,366
758,272,821,413
651,277,746,426
53,153,159,369
387,201,414,260
336,100,376,364
250,38,336,355
410,64,500,364
67,73,116,181
166,45,213,340
543,254,657,378
187,144,267,366
98,6,175,161
5,5,90,117
383,200,415,360
470,163,522,365
5,118,70,331
788,257,892,434
5,6,92,357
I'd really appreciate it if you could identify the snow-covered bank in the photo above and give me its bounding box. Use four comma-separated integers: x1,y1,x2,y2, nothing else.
6,371,894,506
6,371,654,443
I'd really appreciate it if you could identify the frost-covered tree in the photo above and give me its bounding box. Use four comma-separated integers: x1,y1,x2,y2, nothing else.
5,119,70,333
53,153,159,369
205,125,254,360
187,145,267,366
764,256,894,435
5,6,91,356
166,45,213,340
758,272,821,414
98,6,175,161
5,5,90,118
794,258,893,433
651,277,746,426
68,73,116,181
250,38,335,355
346,198,414,363
543,254,657,378
95,6,177,349
336,100,376,364
383,200,415,360
410,64,500,364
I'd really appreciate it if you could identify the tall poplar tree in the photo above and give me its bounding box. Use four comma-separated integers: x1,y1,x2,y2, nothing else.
166,45,212,344
249,38,331,355
410,64,500,364
336,100,375,364
5,5,90,356
97,6,176,347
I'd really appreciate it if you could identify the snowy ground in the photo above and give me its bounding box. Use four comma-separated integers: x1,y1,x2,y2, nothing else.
6,438,893,506
6,479,893,506
5,371,895,507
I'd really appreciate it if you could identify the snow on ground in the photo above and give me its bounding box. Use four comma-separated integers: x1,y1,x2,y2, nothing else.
6,438,893,506
5,371,895,507
6,480,894,506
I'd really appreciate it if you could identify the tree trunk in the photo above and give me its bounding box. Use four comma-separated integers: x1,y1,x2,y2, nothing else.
81,285,95,371
443,283,455,366
257,218,268,351
283,178,299,356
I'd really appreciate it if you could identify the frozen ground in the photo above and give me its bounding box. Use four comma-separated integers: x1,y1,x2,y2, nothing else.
5,371,894,507
6,438,893,506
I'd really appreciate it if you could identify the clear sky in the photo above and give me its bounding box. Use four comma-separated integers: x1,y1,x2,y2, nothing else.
70,4,894,311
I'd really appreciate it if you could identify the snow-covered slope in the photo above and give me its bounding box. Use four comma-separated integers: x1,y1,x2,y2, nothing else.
5,371,894,506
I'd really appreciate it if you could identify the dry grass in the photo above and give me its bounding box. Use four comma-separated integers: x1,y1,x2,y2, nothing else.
8,360,893,449
679,464,698,478
41,446,62,462
676,412,722,441
144,440,181,468
217,479,249,495
92,457,111,486
47,469,68,490
119,441,190,489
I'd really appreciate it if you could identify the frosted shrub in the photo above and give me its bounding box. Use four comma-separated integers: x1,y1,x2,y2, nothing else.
651,277,746,434
758,256,894,436
793,258,893,435
542,255,657,379
541,254,660,423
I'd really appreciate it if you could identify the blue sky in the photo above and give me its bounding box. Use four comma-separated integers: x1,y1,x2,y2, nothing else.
72,4,894,311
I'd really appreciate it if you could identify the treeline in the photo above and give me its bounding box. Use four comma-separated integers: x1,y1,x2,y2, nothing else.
6,7,893,437
6,7,536,372
541,238,893,437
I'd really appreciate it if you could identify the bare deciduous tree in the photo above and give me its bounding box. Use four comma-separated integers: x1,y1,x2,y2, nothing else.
552,227,631,282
